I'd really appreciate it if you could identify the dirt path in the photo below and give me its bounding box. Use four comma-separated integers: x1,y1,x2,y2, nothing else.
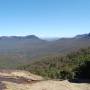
0,70,90,90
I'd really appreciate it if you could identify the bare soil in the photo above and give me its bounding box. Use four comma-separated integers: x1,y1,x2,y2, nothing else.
0,70,90,90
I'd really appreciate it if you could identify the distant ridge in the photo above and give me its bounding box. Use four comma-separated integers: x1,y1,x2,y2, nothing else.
75,33,90,39
24,35,40,39
0,35,40,40
0,32,90,40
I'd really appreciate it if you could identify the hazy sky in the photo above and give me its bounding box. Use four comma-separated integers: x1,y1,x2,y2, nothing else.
0,0,90,37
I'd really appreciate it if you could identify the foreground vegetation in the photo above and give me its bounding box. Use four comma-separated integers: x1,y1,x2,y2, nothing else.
19,47,90,80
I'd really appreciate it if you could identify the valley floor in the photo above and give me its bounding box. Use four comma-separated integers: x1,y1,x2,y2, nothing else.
0,70,90,90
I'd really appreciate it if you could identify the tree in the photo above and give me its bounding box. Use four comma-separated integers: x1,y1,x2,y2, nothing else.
75,61,90,79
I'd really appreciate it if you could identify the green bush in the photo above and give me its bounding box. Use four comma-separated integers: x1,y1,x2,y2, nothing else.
74,60,90,79
18,47,90,80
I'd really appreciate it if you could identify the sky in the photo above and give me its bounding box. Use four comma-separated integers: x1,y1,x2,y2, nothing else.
0,0,90,38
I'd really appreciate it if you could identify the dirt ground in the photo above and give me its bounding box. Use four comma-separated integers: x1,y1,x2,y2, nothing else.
0,70,90,90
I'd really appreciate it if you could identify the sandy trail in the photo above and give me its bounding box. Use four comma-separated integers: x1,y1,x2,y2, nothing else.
0,70,90,90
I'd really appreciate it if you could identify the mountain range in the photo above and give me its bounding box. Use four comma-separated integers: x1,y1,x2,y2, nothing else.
0,33,90,68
